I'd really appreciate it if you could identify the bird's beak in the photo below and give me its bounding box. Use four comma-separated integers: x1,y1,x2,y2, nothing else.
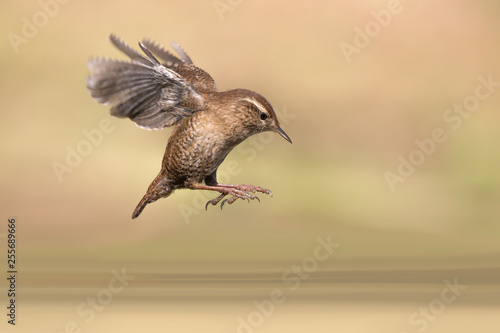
276,126,292,143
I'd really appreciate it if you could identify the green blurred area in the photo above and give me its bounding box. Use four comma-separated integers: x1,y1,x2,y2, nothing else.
1,0,500,320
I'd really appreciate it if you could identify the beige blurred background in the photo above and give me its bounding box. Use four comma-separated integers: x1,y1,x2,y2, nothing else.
1,0,500,332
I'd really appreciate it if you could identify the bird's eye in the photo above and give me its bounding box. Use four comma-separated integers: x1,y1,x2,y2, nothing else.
260,112,268,120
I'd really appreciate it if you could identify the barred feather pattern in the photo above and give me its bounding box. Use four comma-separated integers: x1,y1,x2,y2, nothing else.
86,34,204,130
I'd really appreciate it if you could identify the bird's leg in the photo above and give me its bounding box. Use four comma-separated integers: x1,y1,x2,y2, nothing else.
187,183,261,210
215,184,275,208
215,184,273,197
201,173,228,208
198,172,273,209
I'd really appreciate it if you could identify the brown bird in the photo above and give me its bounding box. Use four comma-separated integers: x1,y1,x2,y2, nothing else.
86,34,291,219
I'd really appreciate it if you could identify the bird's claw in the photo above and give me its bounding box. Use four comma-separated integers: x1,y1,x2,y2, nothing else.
205,193,227,210
204,185,270,210
220,193,258,209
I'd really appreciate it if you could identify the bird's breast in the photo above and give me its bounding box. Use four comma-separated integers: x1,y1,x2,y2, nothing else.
162,113,235,183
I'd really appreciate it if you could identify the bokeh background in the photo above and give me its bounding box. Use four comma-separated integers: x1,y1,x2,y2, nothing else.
1,0,500,332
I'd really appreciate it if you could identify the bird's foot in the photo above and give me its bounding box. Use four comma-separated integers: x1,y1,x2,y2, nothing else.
204,185,272,210
205,193,227,210
204,187,258,210
220,192,260,209
217,184,273,197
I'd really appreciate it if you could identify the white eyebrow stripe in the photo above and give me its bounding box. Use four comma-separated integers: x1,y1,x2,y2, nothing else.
241,97,268,114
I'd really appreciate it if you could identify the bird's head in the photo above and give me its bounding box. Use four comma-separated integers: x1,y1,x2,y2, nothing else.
227,89,292,144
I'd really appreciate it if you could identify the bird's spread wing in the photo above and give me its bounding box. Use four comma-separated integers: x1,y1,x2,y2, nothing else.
86,34,204,130
140,38,190,69
141,37,217,94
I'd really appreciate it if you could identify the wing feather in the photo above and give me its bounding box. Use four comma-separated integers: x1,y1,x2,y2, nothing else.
86,35,204,130
141,38,185,68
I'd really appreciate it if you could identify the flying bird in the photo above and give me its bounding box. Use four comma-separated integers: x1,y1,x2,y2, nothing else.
86,34,291,219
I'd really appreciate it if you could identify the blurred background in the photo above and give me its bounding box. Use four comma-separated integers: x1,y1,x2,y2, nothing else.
1,0,500,332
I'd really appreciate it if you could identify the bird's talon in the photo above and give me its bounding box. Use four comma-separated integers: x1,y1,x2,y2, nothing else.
205,193,227,210
204,185,271,210
221,197,235,209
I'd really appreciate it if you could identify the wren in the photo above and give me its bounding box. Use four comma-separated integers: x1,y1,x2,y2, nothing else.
86,35,291,219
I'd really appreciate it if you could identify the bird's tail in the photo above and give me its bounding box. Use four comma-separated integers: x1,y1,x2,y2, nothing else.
132,177,173,219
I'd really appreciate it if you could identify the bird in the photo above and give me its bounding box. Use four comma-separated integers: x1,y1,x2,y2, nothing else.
86,34,292,219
